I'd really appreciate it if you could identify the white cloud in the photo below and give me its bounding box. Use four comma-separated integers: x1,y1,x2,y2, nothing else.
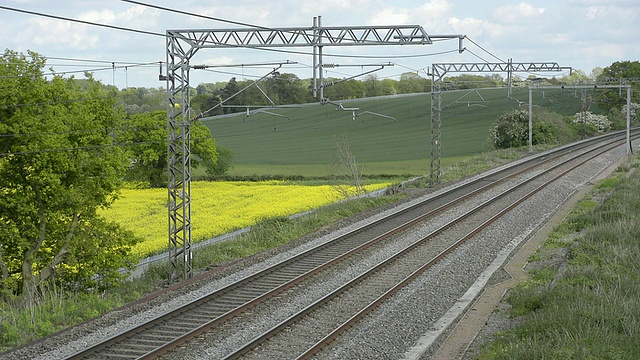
368,0,453,25
493,2,545,24
368,8,410,25
198,55,236,67
118,5,158,28
78,9,116,24
545,33,571,45
1,0,637,87
27,17,99,51
448,17,502,38
585,6,606,19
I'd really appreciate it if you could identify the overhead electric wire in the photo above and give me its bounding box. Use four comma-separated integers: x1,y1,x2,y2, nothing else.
0,5,165,37
119,0,462,60
322,48,460,60
1,2,465,72
4,53,157,66
0,5,383,59
120,0,280,32
463,37,569,80
0,61,158,80
465,37,505,63
46,55,149,64
464,48,493,64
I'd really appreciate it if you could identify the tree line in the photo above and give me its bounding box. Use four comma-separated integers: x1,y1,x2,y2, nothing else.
115,63,640,119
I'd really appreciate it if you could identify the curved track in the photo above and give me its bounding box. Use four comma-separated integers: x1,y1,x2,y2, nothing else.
66,130,638,360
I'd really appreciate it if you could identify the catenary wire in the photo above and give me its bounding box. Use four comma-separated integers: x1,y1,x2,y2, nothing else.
0,63,159,79
119,0,465,59
465,37,505,63
0,5,451,60
1,2,469,79
0,5,165,37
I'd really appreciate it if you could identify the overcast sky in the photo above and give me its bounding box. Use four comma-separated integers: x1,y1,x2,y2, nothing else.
1,0,638,89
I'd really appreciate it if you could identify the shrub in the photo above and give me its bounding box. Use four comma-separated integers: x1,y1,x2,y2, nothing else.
490,110,529,149
489,109,570,149
573,111,611,132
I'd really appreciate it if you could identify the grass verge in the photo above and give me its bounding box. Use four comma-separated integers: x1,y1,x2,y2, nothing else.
478,155,640,359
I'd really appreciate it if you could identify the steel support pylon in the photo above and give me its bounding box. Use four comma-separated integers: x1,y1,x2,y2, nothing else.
165,35,198,282
429,62,571,186
164,17,464,281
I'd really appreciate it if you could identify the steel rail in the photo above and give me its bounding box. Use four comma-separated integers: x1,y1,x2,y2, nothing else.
63,130,637,360
295,134,627,359
219,138,629,358
137,134,635,360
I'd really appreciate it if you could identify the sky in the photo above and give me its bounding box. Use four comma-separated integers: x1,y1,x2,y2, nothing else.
1,0,638,90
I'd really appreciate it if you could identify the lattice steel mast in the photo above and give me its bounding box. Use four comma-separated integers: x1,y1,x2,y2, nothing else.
164,17,465,281
429,62,571,186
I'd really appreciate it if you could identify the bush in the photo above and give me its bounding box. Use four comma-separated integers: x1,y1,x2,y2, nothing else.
489,109,572,149
490,110,529,149
573,111,611,132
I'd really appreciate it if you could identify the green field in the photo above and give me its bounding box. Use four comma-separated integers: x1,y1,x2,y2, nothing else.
201,88,585,176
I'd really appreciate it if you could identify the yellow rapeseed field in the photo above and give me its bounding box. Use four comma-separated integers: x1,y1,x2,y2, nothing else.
98,181,390,259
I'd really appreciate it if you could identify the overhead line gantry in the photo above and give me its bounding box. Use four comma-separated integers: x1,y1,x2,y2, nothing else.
428,61,572,186
163,16,465,282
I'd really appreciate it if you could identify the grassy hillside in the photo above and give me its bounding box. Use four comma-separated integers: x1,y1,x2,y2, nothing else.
201,87,586,176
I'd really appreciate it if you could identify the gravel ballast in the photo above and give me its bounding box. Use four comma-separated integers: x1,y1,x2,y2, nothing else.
3,139,634,360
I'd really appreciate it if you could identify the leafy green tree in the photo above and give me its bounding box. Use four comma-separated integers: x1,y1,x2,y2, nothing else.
219,77,241,114
380,79,398,95
191,92,224,118
116,86,166,115
195,82,226,96
364,74,382,97
201,145,234,176
120,110,220,186
561,69,590,84
323,78,366,100
596,61,640,111
445,74,491,89
0,50,139,302
397,72,430,94
265,73,312,104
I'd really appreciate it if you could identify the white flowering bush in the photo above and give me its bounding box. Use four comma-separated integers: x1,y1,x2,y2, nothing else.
573,111,611,132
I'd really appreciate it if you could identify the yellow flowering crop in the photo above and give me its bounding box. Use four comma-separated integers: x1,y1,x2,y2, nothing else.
98,181,390,259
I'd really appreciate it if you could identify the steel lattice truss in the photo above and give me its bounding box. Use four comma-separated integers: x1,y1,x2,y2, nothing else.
431,62,568,74
164,18,464,281
171,25,437,48
428,62,570,186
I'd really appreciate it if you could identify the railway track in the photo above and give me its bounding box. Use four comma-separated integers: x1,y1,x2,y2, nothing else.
62,130,637,360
